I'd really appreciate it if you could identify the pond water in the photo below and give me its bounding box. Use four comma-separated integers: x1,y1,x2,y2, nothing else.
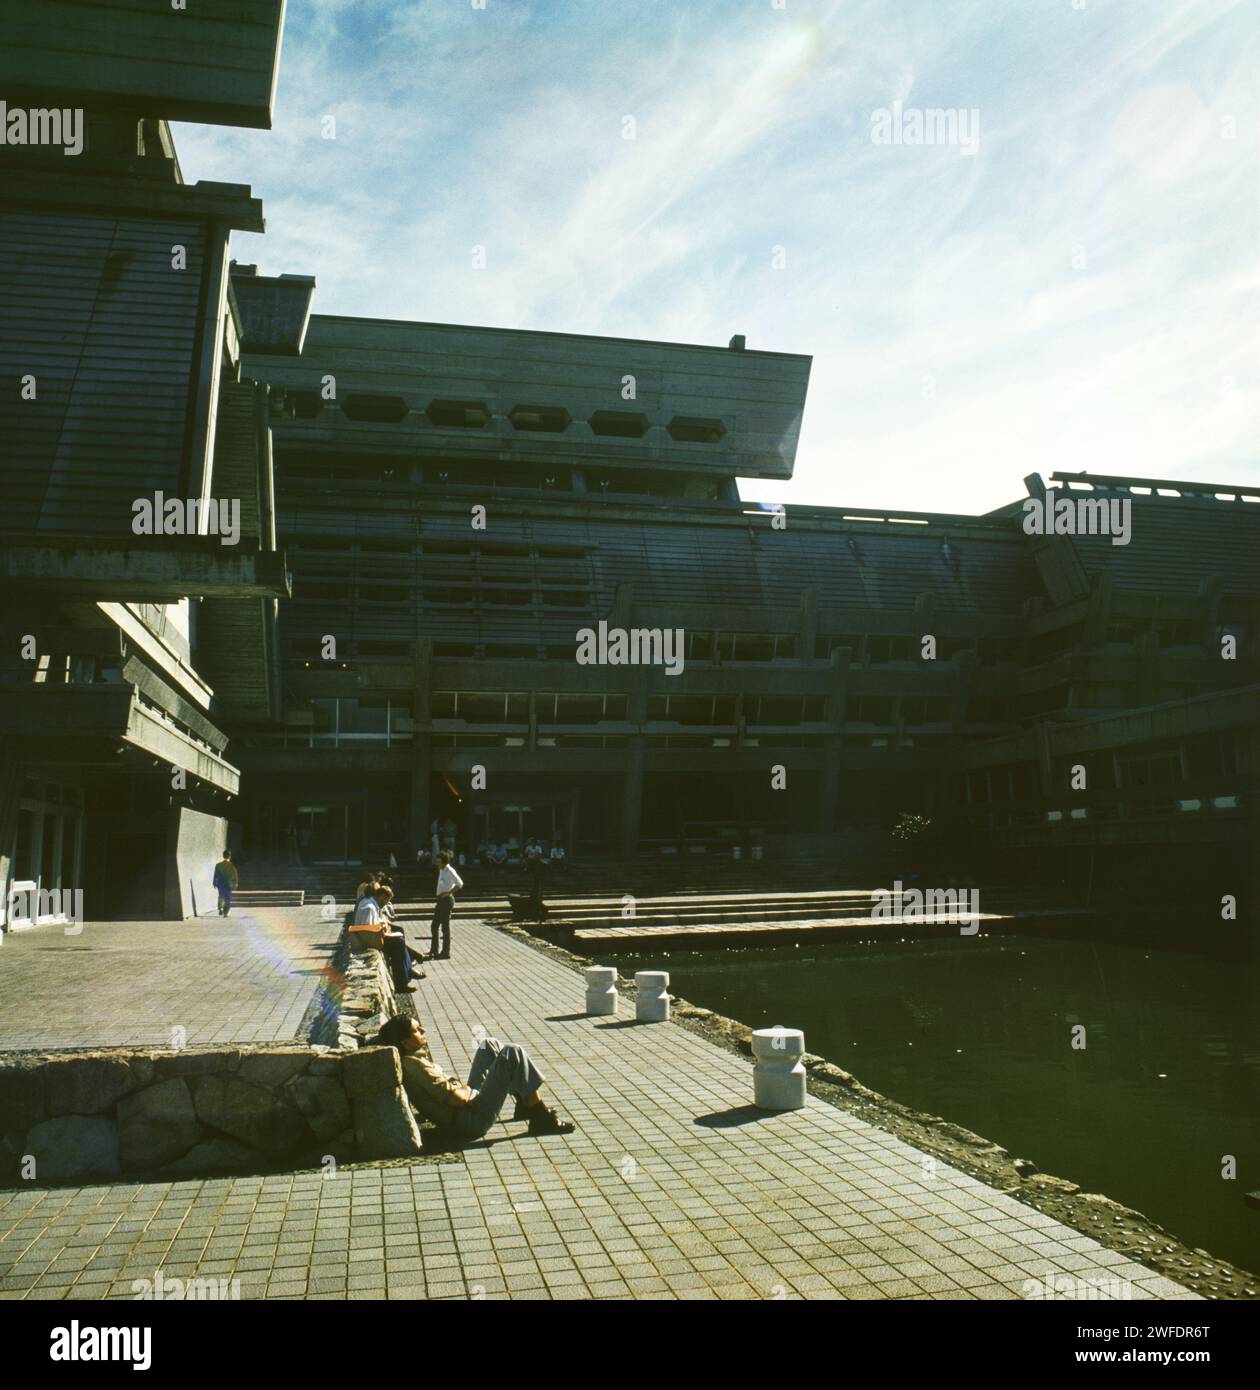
604,933,1260,1275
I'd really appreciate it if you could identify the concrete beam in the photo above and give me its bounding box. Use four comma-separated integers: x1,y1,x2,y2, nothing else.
0,541,291,599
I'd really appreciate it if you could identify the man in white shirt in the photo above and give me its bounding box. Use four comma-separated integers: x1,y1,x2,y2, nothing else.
427,851,463,960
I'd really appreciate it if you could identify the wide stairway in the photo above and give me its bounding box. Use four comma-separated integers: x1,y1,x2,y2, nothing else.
228,856,1091,946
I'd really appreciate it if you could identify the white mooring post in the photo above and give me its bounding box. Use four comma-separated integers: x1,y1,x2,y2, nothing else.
634,970,670,1022
584,965,618,1017
752,1026,807,1110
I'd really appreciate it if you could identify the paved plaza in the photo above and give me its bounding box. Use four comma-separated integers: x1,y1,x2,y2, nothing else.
0,911,339,1050
0,910,1197,1300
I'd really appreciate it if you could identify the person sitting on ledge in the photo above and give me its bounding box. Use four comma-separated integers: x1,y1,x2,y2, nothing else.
372,1014,575,1140
349,884,421,993
376,875,426,990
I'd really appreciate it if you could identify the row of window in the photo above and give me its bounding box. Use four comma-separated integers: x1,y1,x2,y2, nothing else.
280,392,728,444
956,734,1238,804
278,458,727,500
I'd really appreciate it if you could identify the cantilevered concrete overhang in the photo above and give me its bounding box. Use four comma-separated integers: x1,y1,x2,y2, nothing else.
249,315,812,480
1,0,288,131
0,686,240,795
0,539,291,601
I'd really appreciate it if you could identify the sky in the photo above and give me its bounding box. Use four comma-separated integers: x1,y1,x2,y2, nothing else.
173,0,1260,515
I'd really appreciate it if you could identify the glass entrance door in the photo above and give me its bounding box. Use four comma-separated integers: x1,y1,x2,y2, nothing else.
297,804,350,864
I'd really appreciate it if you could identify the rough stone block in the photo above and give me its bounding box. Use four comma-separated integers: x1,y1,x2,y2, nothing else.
25,1114,120,1181
192,1075,306,1159
0,1056,47,1132
44,1053,144,1117
287,1074,352,1141
341,1046,401,1098
237,1048,313,1089
309,1055,345,1076
129,1056,156,1087
164,1136,272,1175
117,1078,203,1170
352,1086,423,1159
154,1049,243,1078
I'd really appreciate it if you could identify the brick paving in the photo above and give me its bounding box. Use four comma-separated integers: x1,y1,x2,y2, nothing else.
0,911,1197,1299
0,909,339,1049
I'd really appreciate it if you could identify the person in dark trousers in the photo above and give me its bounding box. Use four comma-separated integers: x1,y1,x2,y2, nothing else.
376,872,425,989
212,850,238,917
373,1015,574,1141
427,851,462,960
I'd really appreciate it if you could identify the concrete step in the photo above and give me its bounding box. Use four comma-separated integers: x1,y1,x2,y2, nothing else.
231,889,306,906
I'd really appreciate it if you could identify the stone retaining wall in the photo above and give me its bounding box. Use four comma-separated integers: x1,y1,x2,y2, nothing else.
0,926,427,1187
0,1043,424,1186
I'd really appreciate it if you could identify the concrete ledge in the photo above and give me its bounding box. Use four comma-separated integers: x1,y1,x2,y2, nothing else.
307,925,408,1050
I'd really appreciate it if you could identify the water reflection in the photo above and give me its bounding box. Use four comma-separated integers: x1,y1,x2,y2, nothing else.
607,934,1260,1274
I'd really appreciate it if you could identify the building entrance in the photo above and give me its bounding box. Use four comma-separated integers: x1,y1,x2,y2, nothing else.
294,803,361,865
473,802,562,855
4,777,84,928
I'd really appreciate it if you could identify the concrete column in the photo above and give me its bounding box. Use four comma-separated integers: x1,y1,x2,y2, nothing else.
0,739,22,923
817,646,851,834
1135,627,1160,706
1197,576,1222,653
621,737,645,860
1084,573,1113,648
1035,722,1054,796
409,738,431,859
620,672,647,861
410,640,434,853
950,648,977,726
799,588,818,665
611,581,634,630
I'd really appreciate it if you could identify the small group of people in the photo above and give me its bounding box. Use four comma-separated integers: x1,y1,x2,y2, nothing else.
351,855,575,1145
349,851,464,990
348,872,422,992
472,837,566,868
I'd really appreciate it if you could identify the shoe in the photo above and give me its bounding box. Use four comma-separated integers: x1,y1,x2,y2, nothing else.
512,1097,532,1121
411,968,427,980
527,1105,575,1136
401,984,417,993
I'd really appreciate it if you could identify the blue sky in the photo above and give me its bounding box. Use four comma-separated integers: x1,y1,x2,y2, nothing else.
174,0,1259,514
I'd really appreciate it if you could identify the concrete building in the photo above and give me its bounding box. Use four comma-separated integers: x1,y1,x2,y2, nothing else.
235,309,1259,919
0,1,294,923
1,1,1255,924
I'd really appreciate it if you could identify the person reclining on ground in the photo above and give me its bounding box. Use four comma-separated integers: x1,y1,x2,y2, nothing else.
372,1014,575,1141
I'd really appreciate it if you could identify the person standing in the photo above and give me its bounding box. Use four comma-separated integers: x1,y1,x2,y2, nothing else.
212,850,238,917
284,822,300,865
427,851,463,960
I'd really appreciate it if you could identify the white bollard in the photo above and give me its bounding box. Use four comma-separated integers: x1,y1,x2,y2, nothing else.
584,965,618,1017
634,970,670,1022
752,1026,807,1110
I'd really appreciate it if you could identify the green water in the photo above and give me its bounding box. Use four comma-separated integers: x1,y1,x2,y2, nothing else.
605,935,1260,1276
